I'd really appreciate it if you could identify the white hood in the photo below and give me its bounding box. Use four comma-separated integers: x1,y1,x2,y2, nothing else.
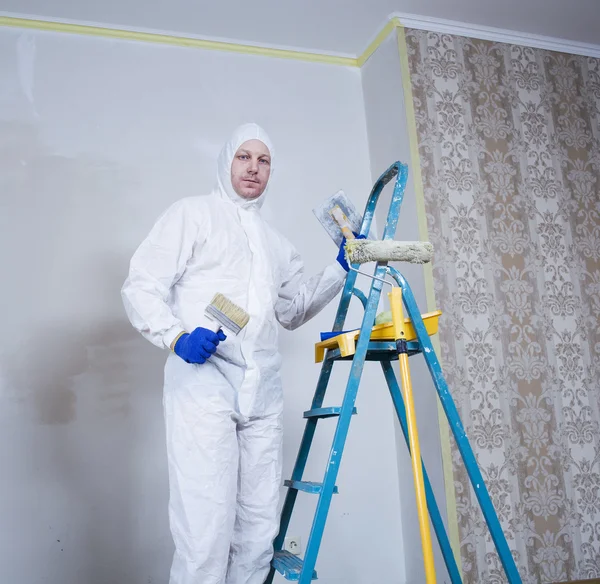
216,123,275,211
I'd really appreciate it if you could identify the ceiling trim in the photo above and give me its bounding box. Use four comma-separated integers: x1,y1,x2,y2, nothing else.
1,11,599,67
392,12,600,59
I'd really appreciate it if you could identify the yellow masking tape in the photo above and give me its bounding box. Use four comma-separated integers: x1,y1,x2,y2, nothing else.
356,16,402,68
0,15,357,66
397,25,463,573
0,14,407,67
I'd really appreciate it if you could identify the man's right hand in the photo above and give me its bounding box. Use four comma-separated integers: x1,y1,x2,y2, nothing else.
173,327,227,364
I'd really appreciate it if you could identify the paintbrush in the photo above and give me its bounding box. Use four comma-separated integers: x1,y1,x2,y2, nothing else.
203,292,250,335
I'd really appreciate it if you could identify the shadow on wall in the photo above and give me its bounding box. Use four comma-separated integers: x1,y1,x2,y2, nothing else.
0,121,172,584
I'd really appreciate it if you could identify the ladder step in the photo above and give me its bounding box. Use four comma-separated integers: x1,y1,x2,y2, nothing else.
303,406,357,419
284,480,339,494
272,550,318,580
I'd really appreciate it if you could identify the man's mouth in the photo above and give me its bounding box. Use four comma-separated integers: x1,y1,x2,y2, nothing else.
243,178,259,184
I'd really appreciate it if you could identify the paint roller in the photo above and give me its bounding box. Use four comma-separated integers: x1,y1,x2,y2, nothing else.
344,239,433,324
345,239,433,265
326,211,433,329
328,205,433,266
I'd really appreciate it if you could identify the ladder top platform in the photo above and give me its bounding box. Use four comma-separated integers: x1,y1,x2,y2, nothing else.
315,310,442,363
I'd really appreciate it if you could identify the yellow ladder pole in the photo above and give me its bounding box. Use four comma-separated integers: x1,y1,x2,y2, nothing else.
389,286,437,584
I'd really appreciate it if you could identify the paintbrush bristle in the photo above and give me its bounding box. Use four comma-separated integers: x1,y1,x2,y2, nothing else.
206,293,250,335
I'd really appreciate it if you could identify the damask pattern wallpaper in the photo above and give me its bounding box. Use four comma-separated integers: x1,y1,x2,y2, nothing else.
405,29,600,583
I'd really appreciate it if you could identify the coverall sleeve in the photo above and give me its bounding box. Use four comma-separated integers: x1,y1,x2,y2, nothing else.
121,200,201,349
275,245,347,331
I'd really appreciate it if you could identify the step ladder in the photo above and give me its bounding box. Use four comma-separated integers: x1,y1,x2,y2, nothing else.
265,162,522,584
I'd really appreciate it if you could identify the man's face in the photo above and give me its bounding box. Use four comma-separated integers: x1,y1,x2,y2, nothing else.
230,139,271,200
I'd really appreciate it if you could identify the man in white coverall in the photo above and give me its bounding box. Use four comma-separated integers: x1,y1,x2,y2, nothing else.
121,123,356,584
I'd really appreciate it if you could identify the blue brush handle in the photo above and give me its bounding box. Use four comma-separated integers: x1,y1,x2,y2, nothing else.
319,330,355,342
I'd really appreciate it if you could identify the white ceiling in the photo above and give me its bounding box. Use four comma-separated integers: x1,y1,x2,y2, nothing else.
1,0,599,56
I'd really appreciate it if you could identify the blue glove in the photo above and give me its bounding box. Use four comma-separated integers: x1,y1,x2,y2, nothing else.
174,327,227,364
336,233,366,272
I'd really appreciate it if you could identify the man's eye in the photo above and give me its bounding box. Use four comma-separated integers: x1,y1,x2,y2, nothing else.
260,159,270,165
239,155,248,160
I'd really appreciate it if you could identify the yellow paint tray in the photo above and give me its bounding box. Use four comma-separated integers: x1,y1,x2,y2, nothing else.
315,310,442,363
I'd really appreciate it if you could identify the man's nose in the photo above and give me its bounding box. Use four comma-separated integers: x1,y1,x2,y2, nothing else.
248,158,258,173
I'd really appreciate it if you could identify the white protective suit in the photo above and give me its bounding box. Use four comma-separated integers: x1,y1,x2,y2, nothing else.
121,123,347,584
